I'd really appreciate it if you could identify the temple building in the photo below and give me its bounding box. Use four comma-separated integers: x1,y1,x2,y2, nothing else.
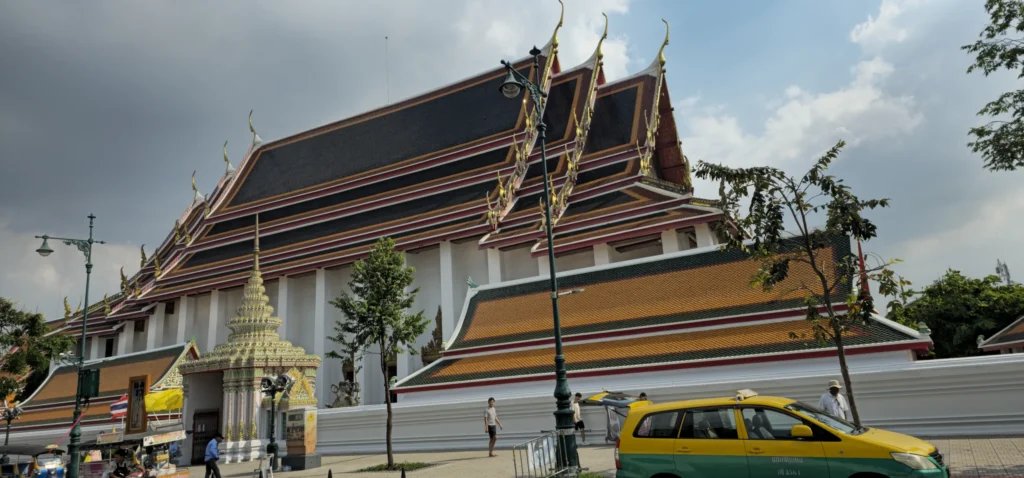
22,8,940,455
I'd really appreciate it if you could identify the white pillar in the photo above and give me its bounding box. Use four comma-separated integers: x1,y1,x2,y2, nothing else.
487,248,502,284
439,241,456,342
593,243,612,265
147,303,165,350
661,229,680,254
694,223,716,248
117,323,132,355
176,296,190,345
314,268,327,407
89,336,100,360
277,276,290,341
207,290,221,352
538,255,550,277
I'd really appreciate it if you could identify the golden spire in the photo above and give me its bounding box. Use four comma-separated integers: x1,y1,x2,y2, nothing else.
249,110,263,145
192,171,205,203
223,140,235,175
658,19,670,67
253,214,260,271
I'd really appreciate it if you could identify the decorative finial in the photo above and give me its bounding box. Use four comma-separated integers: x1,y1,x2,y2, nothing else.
191,171,205,203
252,214,261,272
597,13,609,60
63,297,72,320
140,244,146,268
75,299,82,315
223,140,235,175
658,19,670,67
174,220,182,242
102,295,111,315
249,110,263,145
467,277,479,288
120,267,129,293
154,255,162,278
552,0,564,48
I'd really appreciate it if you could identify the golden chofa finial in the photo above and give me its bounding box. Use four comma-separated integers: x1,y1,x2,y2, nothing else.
552,0,564,48
249,110,263,145
223,140,235,175
63,297,72,320
191,170,205,203
658,19,670,67
140,244,146,268
597,13,609,60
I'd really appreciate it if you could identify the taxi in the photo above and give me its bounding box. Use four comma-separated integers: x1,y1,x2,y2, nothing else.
615,390,948,478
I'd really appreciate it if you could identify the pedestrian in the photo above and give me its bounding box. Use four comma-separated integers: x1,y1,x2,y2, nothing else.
638,392,647,401
205,433,224,478
573,393,588,446
817,379,852,421
485,397,503,457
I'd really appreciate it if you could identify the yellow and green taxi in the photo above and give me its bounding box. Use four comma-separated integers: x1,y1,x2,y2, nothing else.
615,390,947,478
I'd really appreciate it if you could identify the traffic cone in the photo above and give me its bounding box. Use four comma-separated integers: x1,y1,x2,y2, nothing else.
327,470,333,478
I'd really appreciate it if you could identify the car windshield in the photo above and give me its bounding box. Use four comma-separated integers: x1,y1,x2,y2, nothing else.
785,402,861,435
36,455,63,467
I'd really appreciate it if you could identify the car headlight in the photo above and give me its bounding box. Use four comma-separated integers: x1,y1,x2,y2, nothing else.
891,452,938,470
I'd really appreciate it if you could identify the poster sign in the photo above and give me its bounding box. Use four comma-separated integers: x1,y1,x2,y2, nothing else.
285,408,317,455
143,429,186,447
96,430,123,445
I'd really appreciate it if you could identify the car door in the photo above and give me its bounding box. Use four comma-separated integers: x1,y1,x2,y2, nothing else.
624,409,683,477
740,407,829,478
675,407,749,478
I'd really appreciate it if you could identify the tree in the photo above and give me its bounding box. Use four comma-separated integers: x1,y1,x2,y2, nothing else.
898,270,1024,358
695,140,905,426
0,298,76,401
963,0,1024,171
330,238,428,469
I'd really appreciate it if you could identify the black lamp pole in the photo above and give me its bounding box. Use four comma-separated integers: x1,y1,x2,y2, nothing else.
261,374,291,471
35,214,105,478
2,406,23,464
499,48,578,469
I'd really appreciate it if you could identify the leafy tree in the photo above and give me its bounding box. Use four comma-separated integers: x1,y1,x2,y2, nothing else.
330,238,427,469
0,298,76,401
899,270,1024,358
963,0,1024,171
695,140,905,426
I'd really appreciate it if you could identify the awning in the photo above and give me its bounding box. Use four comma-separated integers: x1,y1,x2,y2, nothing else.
144,389,183,413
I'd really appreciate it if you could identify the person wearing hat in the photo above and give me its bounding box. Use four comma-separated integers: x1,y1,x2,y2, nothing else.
817,380,852,421
204,433,225,478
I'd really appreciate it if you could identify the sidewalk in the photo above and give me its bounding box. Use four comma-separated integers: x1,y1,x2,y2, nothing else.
186,437,1024,478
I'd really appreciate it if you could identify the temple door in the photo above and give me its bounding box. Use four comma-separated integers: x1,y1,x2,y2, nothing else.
191,411,220,465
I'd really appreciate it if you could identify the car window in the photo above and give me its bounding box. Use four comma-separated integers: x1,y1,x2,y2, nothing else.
785,402,857,435
679,408,739,439
633,410,682,438
742,408,807,440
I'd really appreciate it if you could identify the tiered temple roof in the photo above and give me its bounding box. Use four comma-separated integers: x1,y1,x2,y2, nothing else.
393,234,930,393
51,13,703,339
979,315,1024,352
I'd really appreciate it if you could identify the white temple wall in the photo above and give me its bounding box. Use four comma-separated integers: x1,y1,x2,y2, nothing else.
131,322,146,353
555,248,595,273
218,285,244,345
182,372,224,465
161,300,179,349
315,354,1024,454
288,272,317,359
406,247,442,374
264,278,280,324
322,265,354,408
362,343,387,405
501,245,538,281
192,293,212,353
452,239,490,312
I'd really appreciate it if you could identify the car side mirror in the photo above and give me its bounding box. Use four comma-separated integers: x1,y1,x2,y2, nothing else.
791,424,813,438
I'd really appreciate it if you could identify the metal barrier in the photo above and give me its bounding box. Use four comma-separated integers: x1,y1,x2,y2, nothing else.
511,430,578,478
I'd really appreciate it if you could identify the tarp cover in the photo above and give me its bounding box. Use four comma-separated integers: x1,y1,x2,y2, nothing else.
144,389,183,412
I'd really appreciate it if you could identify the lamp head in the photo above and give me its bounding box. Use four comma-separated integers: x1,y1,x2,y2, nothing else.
261,376,275,391
499,71,523,99
36,237,54,257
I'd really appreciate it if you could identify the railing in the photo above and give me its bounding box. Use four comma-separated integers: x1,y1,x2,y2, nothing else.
512,430,578,478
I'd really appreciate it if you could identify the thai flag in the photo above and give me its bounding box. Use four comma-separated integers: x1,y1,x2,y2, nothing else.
110,394,128,420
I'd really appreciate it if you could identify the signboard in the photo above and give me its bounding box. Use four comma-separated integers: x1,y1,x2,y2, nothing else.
96,430,124,445
143,429,187,447
285,408,317,455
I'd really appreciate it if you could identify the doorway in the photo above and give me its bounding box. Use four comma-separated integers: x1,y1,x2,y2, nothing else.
191,411,220,465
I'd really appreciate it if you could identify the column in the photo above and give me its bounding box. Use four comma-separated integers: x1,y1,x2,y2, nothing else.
439,241,455,342
221,385,232,441
593,243,611,265
538,255,550,277
277,276,290,341
486,248,502,284
694,223,716,248
147,303,165,350
89,336,100,360
118,322,133,355
314,268,327,407
208,290,221,352
661,229,680,254
176,296,190,345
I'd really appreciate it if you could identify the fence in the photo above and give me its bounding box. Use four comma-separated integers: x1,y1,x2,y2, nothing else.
511,430,578,478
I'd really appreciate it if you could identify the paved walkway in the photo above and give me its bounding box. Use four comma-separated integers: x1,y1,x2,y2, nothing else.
186,437,1024,478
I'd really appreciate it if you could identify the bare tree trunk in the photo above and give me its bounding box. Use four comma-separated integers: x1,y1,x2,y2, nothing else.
382,348,394,468
834,329,861,426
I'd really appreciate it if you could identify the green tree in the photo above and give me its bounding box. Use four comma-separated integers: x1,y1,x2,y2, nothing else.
900,270,1024,358
330,238,428,469
0,298,76,401
695,140,905,426
963,0,1024,171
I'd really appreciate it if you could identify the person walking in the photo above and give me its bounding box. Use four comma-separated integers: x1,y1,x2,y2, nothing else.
817,380,852,421
572,393,588,446
204,433,224,478
485,398,503,457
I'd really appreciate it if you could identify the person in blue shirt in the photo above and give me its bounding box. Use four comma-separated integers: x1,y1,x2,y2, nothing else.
204,433,224,478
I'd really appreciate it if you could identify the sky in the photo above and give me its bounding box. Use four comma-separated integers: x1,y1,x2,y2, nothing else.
0,0,1020,322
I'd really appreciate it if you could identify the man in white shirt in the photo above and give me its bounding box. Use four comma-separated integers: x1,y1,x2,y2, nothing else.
817,380,852,421
572,393,588,446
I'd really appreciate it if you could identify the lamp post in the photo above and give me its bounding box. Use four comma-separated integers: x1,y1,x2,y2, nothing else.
498,48,578,469
1,404,24,464
35,214,105,478
261,374,293,471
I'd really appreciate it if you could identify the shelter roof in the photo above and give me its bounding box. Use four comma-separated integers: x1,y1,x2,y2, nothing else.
979,315,1024,351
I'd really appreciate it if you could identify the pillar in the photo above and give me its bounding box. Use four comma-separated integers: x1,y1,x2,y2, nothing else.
277,276,290,341
439,241,455,342
314,268,327,407
176,296,190,345
118,322,133,355
487,248,502,284
593,243,611,265
661,229,680,254
89,336,100,360
208,290,221,352
538,255,550,277
147,302,165,350
694,223,715,248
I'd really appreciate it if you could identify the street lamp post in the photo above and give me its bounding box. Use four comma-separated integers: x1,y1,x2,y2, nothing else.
35,214,105,478
498,48,578,469
1,404,24,464
260,374,293,472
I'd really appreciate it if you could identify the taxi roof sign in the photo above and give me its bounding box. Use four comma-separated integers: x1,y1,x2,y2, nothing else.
735,389,759,401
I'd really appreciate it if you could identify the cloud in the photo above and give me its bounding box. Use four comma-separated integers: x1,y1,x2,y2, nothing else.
850,0,928,51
